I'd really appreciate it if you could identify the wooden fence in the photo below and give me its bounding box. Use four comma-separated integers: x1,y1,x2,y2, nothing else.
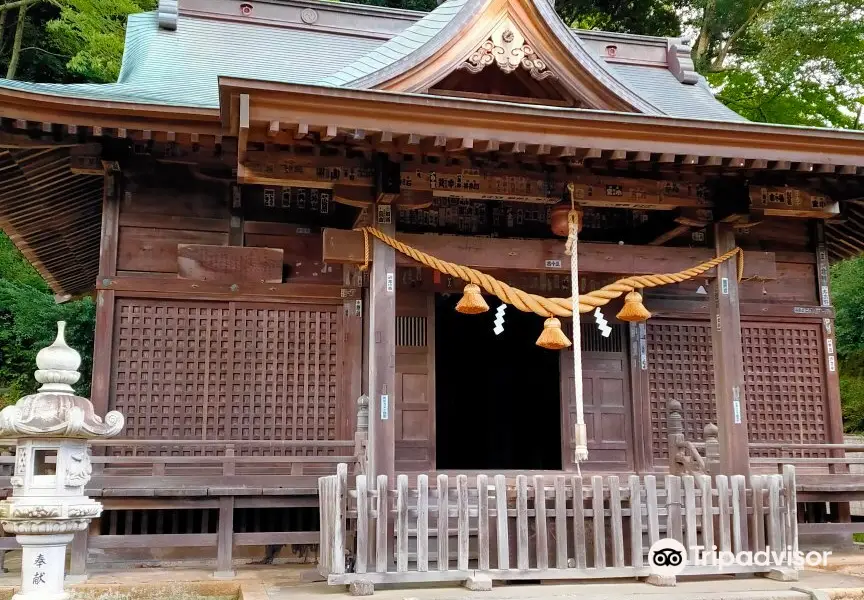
319,464,798,586
0,439,358,577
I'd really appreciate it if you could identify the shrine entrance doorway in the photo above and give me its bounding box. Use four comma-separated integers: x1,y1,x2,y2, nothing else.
434,293,562,471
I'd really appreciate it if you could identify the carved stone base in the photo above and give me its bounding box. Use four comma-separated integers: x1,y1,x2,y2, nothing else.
13,533,73,600
0,495,101,530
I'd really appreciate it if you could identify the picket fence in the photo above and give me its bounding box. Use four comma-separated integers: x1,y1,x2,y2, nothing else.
319,464,798,586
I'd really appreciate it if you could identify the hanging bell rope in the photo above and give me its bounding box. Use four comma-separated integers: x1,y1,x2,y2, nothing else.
563,197,588,462
354,227,744,321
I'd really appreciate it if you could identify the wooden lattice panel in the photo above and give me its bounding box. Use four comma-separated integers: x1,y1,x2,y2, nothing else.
228,305,341,451
646,321,716,460
647,319,830,462
111,299,342,454
742,322,827,456
112,299,231,444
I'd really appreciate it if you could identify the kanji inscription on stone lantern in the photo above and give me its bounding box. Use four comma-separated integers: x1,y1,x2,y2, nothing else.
0,321,124,600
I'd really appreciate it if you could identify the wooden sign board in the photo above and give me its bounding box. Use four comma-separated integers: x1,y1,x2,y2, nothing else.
748,186,839,218
177,244,283,283
69,154,103,175
240,151,374,188
570,178,711,210
401,167,559,204
239,151,716,209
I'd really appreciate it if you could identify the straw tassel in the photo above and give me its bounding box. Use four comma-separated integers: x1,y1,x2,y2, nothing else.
616,290,651,322
536,317,571,350
574,423,588,462
455,283,489,314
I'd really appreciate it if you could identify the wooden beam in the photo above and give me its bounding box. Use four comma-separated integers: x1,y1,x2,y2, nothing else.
709,223,750,476
97,276,353,301
367,204,396,482
90,170,120,418
322,228,776,279
649,224,691,246
238,93,250,164
816,224,847,464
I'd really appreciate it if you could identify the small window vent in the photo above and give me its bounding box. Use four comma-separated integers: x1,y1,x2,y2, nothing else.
396,316,427,347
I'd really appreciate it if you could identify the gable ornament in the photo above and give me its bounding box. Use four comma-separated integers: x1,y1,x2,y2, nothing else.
458,20,557,81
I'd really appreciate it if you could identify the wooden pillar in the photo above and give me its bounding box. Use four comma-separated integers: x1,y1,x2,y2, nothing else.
215,495,235,578
366,203,396,482
816,224,851,522
228,183,243,246
90,168,120,418
816,224,845,449
343,266,364,441
666,400,684,475
67,529,88,582
709,223,750,476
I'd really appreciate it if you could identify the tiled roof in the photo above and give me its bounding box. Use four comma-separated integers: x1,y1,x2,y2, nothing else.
319,0,473,88
0,0,744,122
0,11,381,108
608,64,748,122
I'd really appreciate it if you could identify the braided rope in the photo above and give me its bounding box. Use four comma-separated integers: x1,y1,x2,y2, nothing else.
356,227,743,318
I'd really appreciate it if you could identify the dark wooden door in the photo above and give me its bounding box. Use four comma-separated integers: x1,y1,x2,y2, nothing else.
561,324,634,471
395,293,435,472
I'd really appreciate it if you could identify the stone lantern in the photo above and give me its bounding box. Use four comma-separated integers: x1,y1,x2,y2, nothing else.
0,321,124,600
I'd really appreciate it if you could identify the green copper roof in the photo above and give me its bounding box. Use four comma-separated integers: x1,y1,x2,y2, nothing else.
0,1,745,122
0,11,381,108
320,0,472,88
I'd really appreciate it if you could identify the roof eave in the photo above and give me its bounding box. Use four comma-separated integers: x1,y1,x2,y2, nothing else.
0,86,221,134
218,78,864,168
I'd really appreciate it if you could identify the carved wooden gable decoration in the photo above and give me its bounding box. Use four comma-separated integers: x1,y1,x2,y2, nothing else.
458,18,556,82
365,0,658,112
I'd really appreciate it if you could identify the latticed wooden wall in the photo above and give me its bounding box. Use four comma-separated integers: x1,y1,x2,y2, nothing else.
111,298,343,453
742,322,828,456
646,320,716,461
647,319,829,462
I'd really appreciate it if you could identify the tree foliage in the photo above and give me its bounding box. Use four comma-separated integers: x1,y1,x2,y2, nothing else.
0,0,155,83
0,1,68,82
46,0,156,82
693,0,864,128
830,257,864,432
0,232,95,405
557,0,686,36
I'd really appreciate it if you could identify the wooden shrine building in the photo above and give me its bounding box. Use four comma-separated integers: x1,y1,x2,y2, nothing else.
1,0,864,572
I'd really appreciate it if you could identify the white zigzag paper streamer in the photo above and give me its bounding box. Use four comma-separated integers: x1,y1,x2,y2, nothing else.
493,304,506,335
594,307,612,338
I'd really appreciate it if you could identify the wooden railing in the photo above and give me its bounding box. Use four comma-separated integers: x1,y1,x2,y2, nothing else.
0,396,373,576
0,439,357,577
666,400,719,476
319,463,798,587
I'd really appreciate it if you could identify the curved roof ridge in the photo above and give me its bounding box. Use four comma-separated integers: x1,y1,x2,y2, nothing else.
530,0,659,114
318,0,479,88
318,0,663,115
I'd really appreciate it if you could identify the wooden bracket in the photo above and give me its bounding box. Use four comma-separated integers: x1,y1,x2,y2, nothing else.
374,153,400,204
